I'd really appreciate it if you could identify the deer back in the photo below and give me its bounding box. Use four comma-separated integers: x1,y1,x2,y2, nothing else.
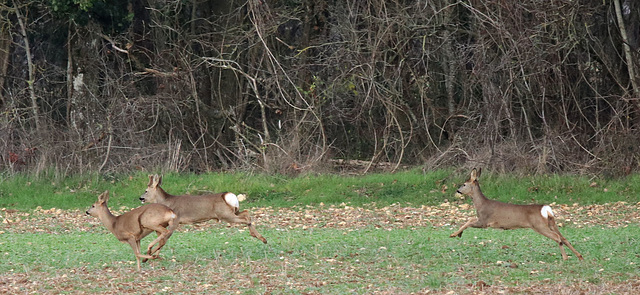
164,193,234,224
477,199,545,229
134,203,177,229
107,204,173,241
141,174,241,224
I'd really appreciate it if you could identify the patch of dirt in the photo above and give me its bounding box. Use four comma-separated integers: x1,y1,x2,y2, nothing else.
1,267,639,294
1,202,639,294
1,201,638,234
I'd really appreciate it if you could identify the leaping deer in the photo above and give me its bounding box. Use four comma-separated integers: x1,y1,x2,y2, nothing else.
450,168,583,260
86,191,178,271
139,174,267,244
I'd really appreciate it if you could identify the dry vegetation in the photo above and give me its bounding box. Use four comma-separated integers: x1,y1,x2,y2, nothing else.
2,1,640,176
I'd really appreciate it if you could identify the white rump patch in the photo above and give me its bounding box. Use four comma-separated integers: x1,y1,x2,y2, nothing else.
540,205,554,219
224,193,240,209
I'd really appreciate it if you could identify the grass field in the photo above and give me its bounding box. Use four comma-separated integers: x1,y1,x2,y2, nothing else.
1,169,639,294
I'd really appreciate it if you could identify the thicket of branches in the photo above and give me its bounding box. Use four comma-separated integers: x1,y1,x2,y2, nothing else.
1,0,639,176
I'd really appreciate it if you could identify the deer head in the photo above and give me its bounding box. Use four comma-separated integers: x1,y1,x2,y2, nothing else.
140,174,162,203
86,191,109,216
456,168,481,196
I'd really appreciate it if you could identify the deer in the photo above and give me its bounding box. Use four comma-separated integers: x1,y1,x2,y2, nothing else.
450,168,584,261
139,174,268,244
86,191,178,271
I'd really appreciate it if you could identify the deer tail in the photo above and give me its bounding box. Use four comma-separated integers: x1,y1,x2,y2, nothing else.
540,205,554,219
541,205,564,233
223,192,241,213
167,211,179,232
540,205,556,226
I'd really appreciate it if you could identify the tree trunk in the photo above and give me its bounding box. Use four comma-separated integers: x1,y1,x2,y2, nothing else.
14,1,40,131
66,21,74,126
614,0,640,108
0,19,10,108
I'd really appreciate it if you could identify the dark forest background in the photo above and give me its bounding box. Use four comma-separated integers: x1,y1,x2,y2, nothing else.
1,0,640,176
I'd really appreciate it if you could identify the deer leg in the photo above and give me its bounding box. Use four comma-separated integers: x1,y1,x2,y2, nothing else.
237,210,268,244
450,217,483,238
147,229,168,255
148,233,166,257
144,226,172,261
126,238,146,271
531,225,569,260
143,232,165,261
557,235,583,261
150,217,178,257
221,210,268,244
548,222,584,260
127,238,156,268
247,223,267,244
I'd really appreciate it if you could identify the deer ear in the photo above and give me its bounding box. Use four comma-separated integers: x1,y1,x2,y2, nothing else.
476,168,482,178
152,174,162,187
147,175,154,186
98,190,109,203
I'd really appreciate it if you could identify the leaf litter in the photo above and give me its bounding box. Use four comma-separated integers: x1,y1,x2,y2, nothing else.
1,201,639,294
1,201,638,234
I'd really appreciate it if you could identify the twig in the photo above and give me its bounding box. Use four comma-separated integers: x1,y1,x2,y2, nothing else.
97,32,129,54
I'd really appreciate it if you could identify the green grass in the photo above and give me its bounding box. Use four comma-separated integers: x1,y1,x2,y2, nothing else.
1,169,637,211
1,169,639,293
479,172,639,205
1,226,637,293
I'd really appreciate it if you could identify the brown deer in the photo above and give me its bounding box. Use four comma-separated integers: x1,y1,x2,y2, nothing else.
86,191,178,271
450,168,583,260
139,174,268,244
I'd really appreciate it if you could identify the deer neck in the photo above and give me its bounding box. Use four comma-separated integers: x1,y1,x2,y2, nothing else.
469,185,489,208
157,188,176,202
96,205,118,234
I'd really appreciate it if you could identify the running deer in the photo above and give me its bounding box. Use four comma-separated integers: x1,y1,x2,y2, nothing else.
139,174,268,244
86,191,178,271
450,168,583,260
